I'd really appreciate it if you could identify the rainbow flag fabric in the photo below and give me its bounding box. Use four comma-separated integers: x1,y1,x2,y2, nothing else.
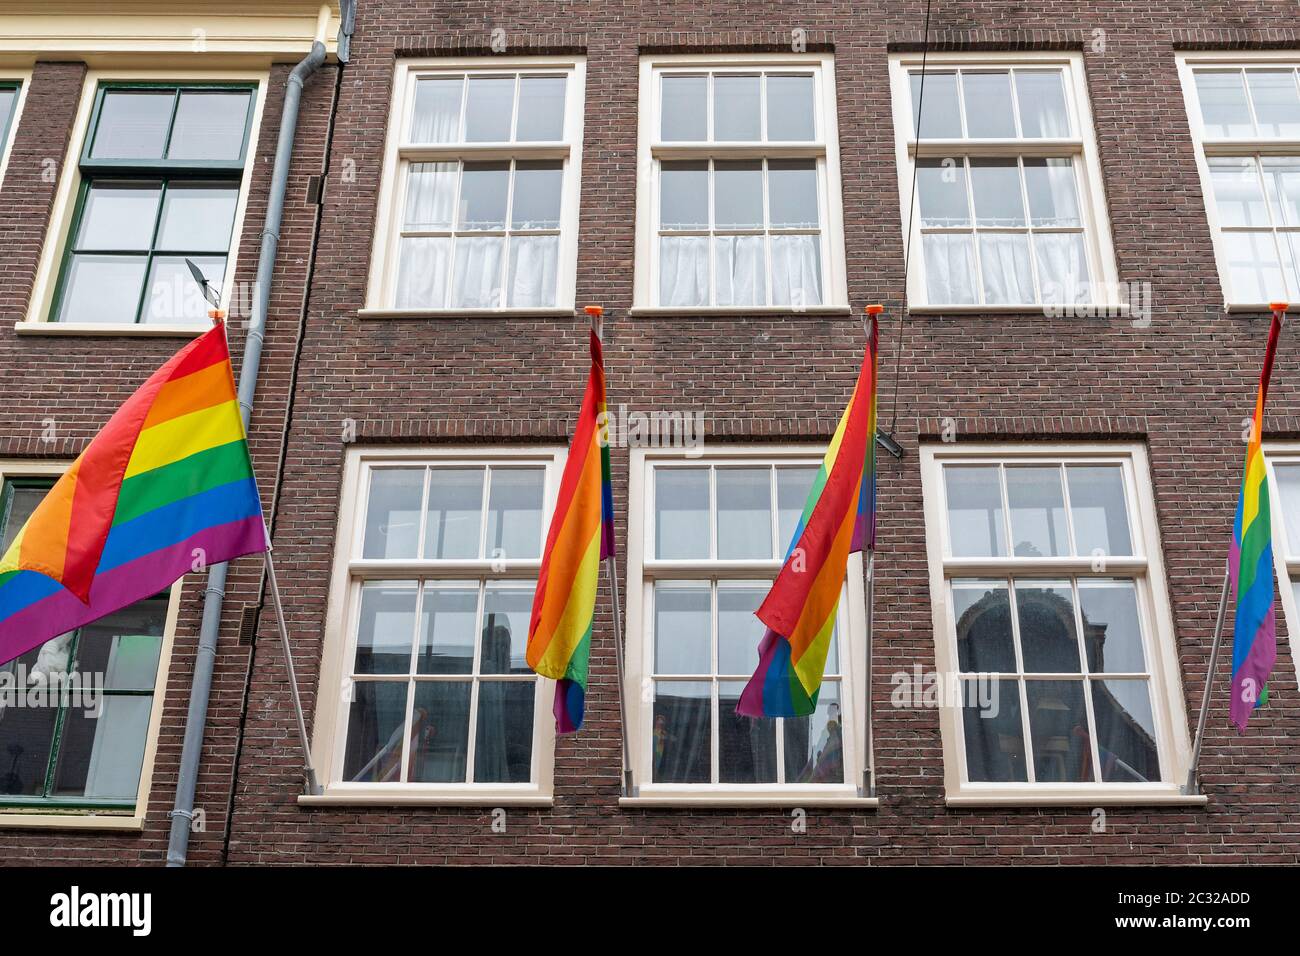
1229,311,1283,731
738,315,879,719
526,328,613,733
0,325,268,665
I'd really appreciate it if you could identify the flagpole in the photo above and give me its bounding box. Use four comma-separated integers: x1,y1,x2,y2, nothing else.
860,304,883,799
587,305,636,798
1182,301,1287,796
263,534,322,795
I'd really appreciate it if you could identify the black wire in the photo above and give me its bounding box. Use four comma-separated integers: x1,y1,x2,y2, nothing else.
887,0,933,437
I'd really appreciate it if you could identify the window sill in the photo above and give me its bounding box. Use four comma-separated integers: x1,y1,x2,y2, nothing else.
619,789,879,809
357,308,576,320
628,305,852,317
0,810,143,830
298,790,554,808
1224,302,1289,314
945,788,1208,808
14,321,210,337
904,303,1132,316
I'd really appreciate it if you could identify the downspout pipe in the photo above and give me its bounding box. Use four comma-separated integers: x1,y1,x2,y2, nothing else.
166,39,327,868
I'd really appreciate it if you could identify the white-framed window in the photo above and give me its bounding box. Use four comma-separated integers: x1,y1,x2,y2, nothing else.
888,52,1119,311
919,443,1196,806
632,54,849,314
1177,53,1300,309
624,446,867,804
363,57,586,316
0,72,30,189
307,446,563,805
1265,444,1300,689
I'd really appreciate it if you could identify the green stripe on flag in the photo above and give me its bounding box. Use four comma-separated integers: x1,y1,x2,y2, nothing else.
113,440,254,526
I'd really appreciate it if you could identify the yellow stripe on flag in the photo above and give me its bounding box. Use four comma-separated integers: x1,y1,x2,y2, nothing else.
124,399,245,479
532,529,602,679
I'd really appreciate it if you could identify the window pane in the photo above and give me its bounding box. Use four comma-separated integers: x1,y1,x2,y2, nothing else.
485,468,544,560
910,72,961,138
766,74,815,141
714,235,766,307
168,91,250,161
364,468,424,559
416,583,477,675
1016,581,1081,673
144,255,226,324
962,72,1016,137
90,91,172,160
660,160,709,230
1066,465,1133,558
714,74,760,141
1033,232,1091,305
1195,71,1253,137
464,76,514,142
1222,230,1287,302
652,681,711,782
776,466,817,552
1078,580,1147,674
719,680,776,783
404,162,457,231
717,583,767,675
661,75,706,141
458,161,509,230
52,696,152,800
451,235,505,308
1,485,46,546
1014,71,1070,138
716,468,772,559
654,468,709,559
355,582,418,675
1006,466,1069,558
0,88,15,141
660,237,708,306
480,585,535,675
58,254,148,324
0,671,57,793
970,159,1025,227
953,580,1015,673
1091,679,1160,782
156,184,238,252
768,159,819,228
1026,680,1090,781
424,468,484,559
922,234,977,304
1023,158,1081,227
511,160,563,229
770,234,822,307
978,233,1034,305
395,237,452,308
409,680,471,782
1210,157,1270,227
474,681,535,782
77,182,160,250
714,159,763,229
1276,464,1300,554
75,600,167,689
411,77,463,143
784,683,844,783
1246,70,1300,138
961,677,1026,782
516,75,565,141
1261,156,1300,227
944,465,1006,557
654,583,710,674
508,235,558,307
917,158,970,227
343,680,409,782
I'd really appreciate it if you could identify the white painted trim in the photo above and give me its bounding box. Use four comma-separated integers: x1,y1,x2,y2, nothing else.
1263,443,1300,694
621,793,879,809
15,321,210,337
0,69,31,190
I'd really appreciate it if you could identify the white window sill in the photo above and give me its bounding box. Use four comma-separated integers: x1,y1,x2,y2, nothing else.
14,321,210,337
1224,302,1290,314
298,789,553,808
619,789,879,809
628,305,852,317
357,308,576,320
945,787,1208,808
905,303,1132,316
0,810,143,830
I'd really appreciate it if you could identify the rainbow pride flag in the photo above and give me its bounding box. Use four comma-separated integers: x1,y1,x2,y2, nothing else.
738,314,879,718
1229,310,1284,731
0,325,268,665
526,327,614,733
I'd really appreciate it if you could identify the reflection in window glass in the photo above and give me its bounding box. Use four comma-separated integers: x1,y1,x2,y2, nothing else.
485,469,544,560
653,681,711,782
719,680,776,783
961,678,1025,782
424,469,483,559
474,681,535,782
1025,679,1090,782
354,582,417,675
1078,580,1146,674
1006,466,1069,558
1090,679,1159,782
1067,465,1133,557
784,684,844,783
1015,581,1081,673
409,681,472,782
944,466,1006,557
418,583,477,675
952,580,1015,673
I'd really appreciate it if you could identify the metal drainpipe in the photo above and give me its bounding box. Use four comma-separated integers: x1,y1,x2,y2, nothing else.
166,39,327,868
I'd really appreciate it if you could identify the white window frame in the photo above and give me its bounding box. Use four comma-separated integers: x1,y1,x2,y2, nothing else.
362,56,587,318
888,50,1121,313
0,70,31,190
632,53,850,315
0,460,181,830
1264,442,1300,691
1176,51,1300,311
919,442,1200,806
623,445,873,807
303,445,563,807
18,68,269,337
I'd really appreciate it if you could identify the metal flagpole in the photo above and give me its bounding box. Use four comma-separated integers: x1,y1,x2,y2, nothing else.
586,305,636,798
859,304,883,800
1183,565,1232,796
263,536,322,795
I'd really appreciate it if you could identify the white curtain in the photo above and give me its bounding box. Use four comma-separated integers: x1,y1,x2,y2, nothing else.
715,236,765,306
979,234,1034,304
395,237,451,308
922,233,977,304
508,235,558,307
660,236,708,306
410,78,462,143
770,234,822,307
404,163,457,230
1033,232,1091,304
451,236,505,308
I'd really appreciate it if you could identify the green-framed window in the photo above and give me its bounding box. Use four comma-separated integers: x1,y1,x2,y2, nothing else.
0,81,20,159
0,478,169,810
50,83,256,326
